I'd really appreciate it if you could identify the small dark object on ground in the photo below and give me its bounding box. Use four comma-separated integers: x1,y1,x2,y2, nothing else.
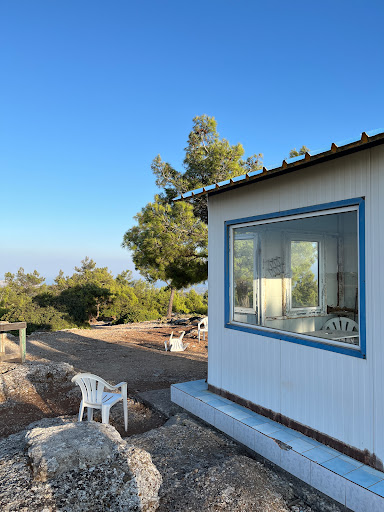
171,319,189,325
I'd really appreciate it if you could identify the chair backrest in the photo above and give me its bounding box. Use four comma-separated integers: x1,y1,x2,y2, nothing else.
167,331,186,351
165,332,173,351
199,317,208,330
72,373,110,405
322,316,358,332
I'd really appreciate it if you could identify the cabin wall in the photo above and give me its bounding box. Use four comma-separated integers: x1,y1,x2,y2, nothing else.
207,145,384,462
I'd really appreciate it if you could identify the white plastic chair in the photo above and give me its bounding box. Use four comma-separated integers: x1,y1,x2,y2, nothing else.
72,373,128,431
322,316,358,332
197,317,208,343
165,331,188,352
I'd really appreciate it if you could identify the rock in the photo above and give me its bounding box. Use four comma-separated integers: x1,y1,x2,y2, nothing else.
26,422,123,481
25,421,162,511
0,361,76,403
0,361,80,437
163,412,191,427
172,319,189,325
127,416,294,511
122,445,163,511
188,316,202,323
0,418,76,512
0,415,343,512
194,457,291,511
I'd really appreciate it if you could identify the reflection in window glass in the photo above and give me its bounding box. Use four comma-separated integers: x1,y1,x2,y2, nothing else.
233,238,254,310
291,241,319,308
230,209,360,347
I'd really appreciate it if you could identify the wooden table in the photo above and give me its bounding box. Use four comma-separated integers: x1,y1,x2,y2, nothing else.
0,321,27,362
303,330,359,345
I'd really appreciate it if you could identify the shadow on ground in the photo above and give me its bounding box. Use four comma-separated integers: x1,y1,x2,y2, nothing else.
26,329,207,394
0,327,207,437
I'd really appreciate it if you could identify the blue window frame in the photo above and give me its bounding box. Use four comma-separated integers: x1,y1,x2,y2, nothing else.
224,198,366,359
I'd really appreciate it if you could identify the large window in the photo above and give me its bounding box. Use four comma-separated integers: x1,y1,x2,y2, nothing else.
226,200,365,356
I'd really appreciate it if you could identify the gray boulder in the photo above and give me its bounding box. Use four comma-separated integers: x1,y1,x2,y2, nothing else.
25,421,162,511
26,422,123,481
0,361,80,438
0,361,76,403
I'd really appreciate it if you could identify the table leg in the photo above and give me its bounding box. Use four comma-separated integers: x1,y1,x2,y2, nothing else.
19,328,26,362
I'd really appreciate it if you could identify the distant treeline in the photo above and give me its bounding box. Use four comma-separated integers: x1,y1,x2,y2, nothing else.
0,258,207,334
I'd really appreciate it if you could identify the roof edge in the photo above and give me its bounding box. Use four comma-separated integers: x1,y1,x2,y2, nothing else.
174,130,384,202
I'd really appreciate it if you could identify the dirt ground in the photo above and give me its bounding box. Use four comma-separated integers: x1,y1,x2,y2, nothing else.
0,320,207,438
0,322,343,511
26,321,208,392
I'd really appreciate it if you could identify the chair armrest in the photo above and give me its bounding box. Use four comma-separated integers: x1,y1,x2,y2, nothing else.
111,381,127,390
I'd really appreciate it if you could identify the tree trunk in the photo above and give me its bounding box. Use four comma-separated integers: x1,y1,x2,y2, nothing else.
167,288,176,319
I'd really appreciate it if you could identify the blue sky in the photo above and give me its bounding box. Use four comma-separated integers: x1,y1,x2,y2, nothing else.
1,1,383,282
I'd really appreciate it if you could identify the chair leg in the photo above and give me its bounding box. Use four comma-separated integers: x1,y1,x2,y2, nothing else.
87,407,94,421
198,331,200,343
78,400,85,422
101,404,110,425
122,387,128,431
123,404,128,431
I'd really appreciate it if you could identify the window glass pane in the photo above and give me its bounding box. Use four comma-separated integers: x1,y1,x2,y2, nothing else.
291,241,319,308
230,209,359,347
233,237,254,310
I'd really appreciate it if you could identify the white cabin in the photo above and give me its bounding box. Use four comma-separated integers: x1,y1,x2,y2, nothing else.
172,130,384,511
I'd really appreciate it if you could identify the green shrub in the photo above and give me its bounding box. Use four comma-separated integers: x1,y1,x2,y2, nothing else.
113,306,160,324
172,292,190,314
0,261,207,333
101,287,138,319
1,302,77,334
184,289,208,315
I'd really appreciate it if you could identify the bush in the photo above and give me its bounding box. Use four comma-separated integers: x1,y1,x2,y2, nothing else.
113,306,160,324
185,289,207,315
1,302,77,334
0,262,207,333
170,289,208,316
172,292,190,314
101,287,138,320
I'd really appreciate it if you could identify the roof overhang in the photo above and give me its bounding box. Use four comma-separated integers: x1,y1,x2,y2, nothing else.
174,129,384,201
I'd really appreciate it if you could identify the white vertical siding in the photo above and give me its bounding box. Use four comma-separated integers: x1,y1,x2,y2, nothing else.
208,145,384,461
370,147,384,460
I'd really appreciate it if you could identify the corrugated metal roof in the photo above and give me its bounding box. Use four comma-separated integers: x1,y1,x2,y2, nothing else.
174,129,384,201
